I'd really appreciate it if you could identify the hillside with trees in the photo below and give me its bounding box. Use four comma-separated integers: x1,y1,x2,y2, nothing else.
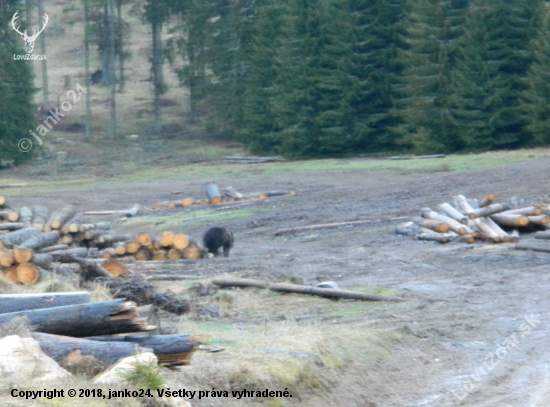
1,0,550,164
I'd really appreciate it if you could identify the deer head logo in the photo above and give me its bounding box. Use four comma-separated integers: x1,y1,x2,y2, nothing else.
11,11,49,54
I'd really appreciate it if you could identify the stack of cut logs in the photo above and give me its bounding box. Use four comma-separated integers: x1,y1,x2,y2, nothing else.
395,193,550,243
155,182,295,209
1,196,205,285
0,293,203,371
96,230,204,261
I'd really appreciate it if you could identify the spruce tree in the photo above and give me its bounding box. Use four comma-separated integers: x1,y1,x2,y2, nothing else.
450,0,543,150
523,3,550,145
349,0,408,153
238,0,289,154
395,0,468,154
269,0,356,158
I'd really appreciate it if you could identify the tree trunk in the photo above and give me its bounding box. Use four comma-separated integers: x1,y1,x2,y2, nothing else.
48,247,90,262
31,205,49,230
30,253,54,269
19,231,60,250
471,203,511,218
32,332,149,374
472,218,501,243
455,195,477,219
0,227,42,248
212,278,404,302
421,209,469,235
152,18,164,133
204,182,222,204
108,0,117,138
0,223,25,231
18,206,32,226
13,247,34,263
490,213,530,227
479,193,495,207
0,292,91,313
83,0,91,137
0,299,152,337
501,206,543,216
527,215,550,225
411,216,449,233
38,0,49,106
116,0,124,91
85,334,201,366
45,205,77,231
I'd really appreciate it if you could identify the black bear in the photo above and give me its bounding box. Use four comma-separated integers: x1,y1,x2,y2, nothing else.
91,69,103,85
203,227,234,257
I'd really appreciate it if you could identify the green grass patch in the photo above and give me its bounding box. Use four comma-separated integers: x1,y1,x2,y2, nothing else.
116,207,268,234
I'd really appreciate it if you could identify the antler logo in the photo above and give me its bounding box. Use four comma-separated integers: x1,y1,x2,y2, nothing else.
11,11,49,54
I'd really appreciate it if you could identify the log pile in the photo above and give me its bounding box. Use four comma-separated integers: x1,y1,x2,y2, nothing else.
154,183,295,210
0,202,210,285
0,294,203,371
96,231,207,261
395,193,550,244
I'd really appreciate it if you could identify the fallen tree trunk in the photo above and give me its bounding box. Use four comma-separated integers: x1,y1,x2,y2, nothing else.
49,247,90,262
416,231,449,243
223,187,243,199
0,222,25,231
484,217,511,243
421,209,469,234
479,193,495,208
0,291,91,313
266,190,296,197
83,204,140,217
32,332,150,373
471,203,511,218
204,182,222,204
472,218,501,243
0,227,42,248
19,231,60,251
16,263,53,285
276,217,409,236
515,240,550,253
44,205,76,231
0,210,19,222
455,195,477,219
31,205,49,231
211,277,404,302
0,248,14,267
0,183,27,188
0,299,152,337
12,246,33,263
501,206,543,216
85,334,203,366
411,216,449,233
437,203,468,224
490,213,530,227
37,244,70,253
528,215,550,225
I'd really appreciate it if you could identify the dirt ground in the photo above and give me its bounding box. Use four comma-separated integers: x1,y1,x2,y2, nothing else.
3,155,550,407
